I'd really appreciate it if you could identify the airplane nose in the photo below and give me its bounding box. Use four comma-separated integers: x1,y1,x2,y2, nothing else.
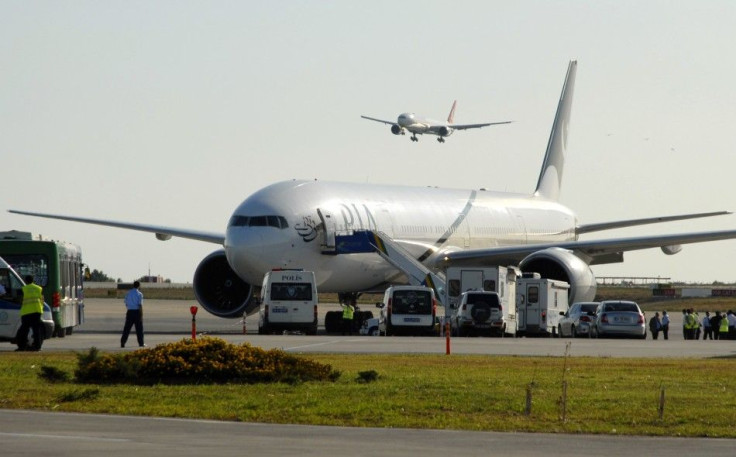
225,226,295,283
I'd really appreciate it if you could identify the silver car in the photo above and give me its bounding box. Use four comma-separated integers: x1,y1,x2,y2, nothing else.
591,300,646,339
558,302,599,337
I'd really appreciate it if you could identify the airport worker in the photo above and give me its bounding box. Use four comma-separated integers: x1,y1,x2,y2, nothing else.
661,311,670,340
702,311,712,340
711,311,722,340
121,281,146,348
16,275,44,351
648,312,661,340
341,299,355,336
718,311,729,341
693,310,701,340
727,310,736,340
684,309,696,340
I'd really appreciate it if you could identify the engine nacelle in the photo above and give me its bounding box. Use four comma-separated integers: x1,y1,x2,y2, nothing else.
193,250,259,318
391,124,403,135
519,247,597,304
437,126,453,137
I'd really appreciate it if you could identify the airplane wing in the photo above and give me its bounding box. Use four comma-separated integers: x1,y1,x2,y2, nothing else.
360,115,395,125
576,211,731,235
449,121,513,130
441,229,736,267
7,210,225,244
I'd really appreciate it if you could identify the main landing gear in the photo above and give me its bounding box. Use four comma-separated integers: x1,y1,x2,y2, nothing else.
410,134,419,142
437,137,445,143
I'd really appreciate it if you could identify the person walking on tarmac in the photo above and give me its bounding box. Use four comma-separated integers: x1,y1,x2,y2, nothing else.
16,275,44,351
702,311,713,340
649,312,662,340
121,281,146,348
711,311,723,340
341,299,355,336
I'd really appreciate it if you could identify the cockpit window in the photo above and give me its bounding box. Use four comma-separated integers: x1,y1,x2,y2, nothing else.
228,215,289,229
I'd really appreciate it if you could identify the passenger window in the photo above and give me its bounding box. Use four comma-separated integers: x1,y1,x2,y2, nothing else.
483,280,496,291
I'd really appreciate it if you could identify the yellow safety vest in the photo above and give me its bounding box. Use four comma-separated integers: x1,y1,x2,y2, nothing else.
21,283,44,316
342,305,354,320
720,316,729,333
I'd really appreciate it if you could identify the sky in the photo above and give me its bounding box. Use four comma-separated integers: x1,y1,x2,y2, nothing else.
2,1,736,284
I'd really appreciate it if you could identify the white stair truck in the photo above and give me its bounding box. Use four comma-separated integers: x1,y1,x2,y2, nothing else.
516,273,569,337
444,266,520,336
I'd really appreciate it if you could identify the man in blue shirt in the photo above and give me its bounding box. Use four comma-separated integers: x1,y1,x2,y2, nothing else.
121,281,145,348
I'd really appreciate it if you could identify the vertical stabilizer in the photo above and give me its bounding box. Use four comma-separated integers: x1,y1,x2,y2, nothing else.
447,100,457,124
533,60,577,200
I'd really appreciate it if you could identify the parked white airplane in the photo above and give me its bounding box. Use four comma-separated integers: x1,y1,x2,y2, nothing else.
10,61,736,319
361,100,511,142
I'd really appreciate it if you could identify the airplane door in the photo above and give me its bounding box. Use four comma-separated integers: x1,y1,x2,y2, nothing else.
317,208,336,251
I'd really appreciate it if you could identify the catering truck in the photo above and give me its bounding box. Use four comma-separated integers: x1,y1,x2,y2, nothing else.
516,273,569,337
444,266,520,337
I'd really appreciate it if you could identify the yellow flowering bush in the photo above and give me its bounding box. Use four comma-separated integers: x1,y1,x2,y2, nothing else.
75,338,340,385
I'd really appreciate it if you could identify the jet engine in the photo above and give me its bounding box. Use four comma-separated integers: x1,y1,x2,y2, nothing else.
193,250,259,318
437,126,452,137
519,247,597,304
391,124,403,135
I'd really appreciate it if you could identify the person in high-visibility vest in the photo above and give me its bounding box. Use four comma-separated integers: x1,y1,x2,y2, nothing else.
16,275,44,351
719,311,730,340
341,299,355,336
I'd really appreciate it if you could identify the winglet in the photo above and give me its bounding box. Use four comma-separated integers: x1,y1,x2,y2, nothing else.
534,60,577,201
447,100,457,124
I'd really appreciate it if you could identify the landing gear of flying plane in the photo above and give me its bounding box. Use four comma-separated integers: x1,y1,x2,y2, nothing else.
410,135,418,142
437,137,445,143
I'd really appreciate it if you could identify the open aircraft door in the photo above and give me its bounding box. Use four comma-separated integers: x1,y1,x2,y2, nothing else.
317,208,337,253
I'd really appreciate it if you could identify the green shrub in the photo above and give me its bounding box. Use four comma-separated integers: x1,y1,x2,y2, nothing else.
39,365,70,383
75,338,341,385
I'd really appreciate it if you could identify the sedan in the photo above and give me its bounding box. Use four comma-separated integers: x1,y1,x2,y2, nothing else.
591,300,646,339
558,302,599,337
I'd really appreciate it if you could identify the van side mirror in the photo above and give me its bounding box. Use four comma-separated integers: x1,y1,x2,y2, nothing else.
375,302,384,309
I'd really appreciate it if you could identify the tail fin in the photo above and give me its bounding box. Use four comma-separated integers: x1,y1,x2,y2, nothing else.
447,100,457,124
534,60,577,200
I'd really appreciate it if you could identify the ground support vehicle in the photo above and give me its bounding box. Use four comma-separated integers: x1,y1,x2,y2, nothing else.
0,231,84,337
444,266,519,336
376,285,437,336
0,256,55,348
516,273,569,337
258,269,318,335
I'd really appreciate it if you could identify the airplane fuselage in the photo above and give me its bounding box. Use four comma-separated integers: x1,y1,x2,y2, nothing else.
225,180,578,292
397,113,448,136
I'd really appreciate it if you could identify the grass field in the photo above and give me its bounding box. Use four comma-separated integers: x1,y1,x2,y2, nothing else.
3,350,736,437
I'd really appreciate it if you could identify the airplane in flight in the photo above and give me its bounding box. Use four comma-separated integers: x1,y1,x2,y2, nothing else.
10,60,736,319
361,100,511,142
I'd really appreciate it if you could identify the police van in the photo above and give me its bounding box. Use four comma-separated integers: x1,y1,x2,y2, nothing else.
0,256,55,348
258,269,318,335
377,285,438,336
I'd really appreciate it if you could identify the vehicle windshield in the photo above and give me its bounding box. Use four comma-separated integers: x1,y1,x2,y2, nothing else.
270,283,313,301
604,303,639,313
580,304,598,314
392,289,432,314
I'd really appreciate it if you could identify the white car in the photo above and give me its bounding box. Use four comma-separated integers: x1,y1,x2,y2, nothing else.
558,302,599,337
360,317,380,336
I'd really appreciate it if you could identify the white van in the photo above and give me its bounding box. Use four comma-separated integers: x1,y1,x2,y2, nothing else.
377,285,437,336
258,269,318,335
0,256,55,348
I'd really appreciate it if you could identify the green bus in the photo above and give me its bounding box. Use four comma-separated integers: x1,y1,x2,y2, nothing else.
0,231,85,336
